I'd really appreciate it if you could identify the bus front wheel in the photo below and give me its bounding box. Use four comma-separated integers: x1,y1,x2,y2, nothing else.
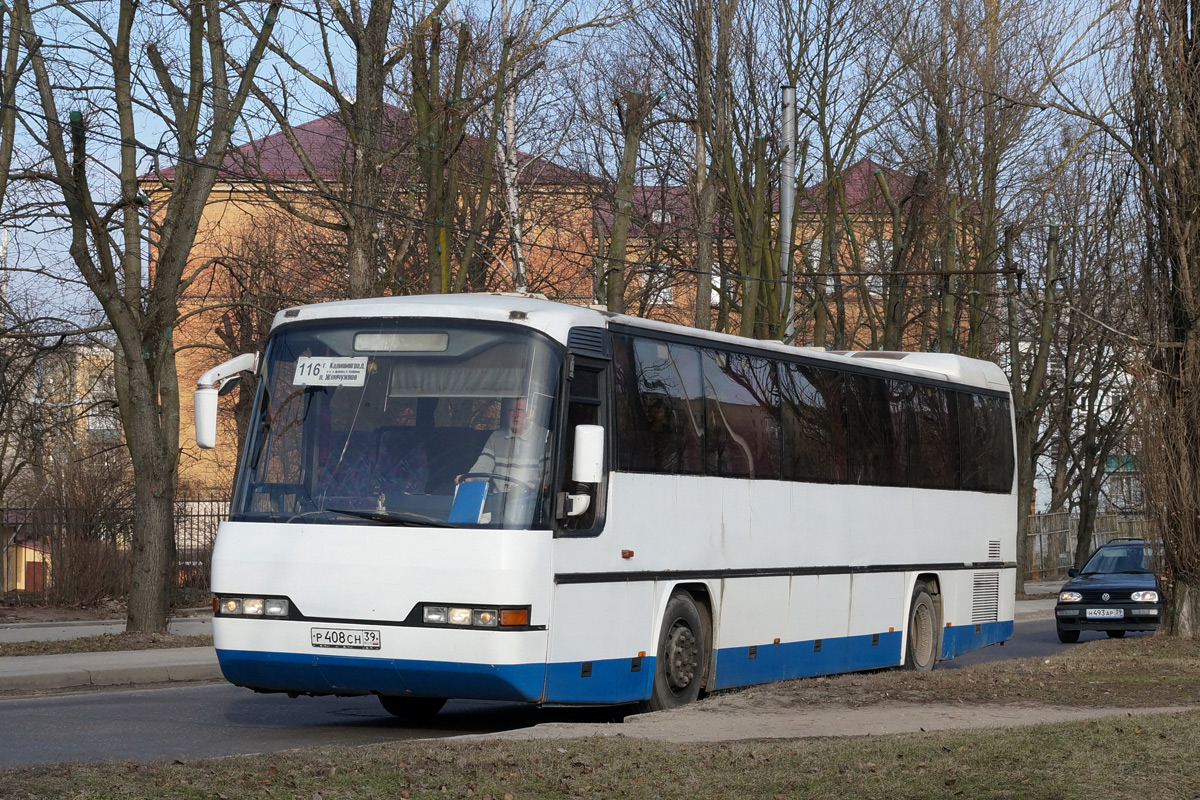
647,591,709,711
378,695,446,719
904,581,938,672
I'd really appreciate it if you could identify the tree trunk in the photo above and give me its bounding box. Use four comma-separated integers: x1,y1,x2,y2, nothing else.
1014,417,1035,586
606,90,657,313
1166,581,1200,636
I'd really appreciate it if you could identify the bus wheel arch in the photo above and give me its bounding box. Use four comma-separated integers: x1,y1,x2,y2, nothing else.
904,576,941,672
647,587,712,711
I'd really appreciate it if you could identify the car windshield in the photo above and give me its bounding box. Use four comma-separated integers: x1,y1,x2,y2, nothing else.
1080,543,1153,574
232,318,563,530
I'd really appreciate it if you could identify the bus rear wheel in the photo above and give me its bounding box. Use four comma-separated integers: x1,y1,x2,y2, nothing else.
904,581,938,672
648,592,709,711
378,695,446,719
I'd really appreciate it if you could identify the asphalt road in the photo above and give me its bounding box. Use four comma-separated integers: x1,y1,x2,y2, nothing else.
0,686,630,768
0,618,1153,768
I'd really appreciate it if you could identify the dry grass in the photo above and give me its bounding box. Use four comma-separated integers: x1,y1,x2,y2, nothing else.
734,635,1200,709
3,711,1199,799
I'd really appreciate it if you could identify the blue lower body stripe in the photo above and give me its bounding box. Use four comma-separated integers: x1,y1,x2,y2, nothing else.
940,619,1013,659
216,649,547,702
711,631,903,690
217,622,1012,704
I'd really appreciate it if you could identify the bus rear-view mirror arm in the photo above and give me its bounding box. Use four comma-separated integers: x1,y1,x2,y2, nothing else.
561,424,604,518
195,352,260,450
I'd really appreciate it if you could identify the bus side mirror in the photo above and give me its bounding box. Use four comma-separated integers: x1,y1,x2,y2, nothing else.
572,425,604,484
195,352,259,449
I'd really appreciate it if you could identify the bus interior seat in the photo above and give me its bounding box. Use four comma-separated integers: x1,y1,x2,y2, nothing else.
423,428,493,493
319,431,379,500
375,426,430,496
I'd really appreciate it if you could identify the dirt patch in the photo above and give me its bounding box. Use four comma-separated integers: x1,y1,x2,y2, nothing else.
0,598,127,624
0,598,209,624
0,632,214,657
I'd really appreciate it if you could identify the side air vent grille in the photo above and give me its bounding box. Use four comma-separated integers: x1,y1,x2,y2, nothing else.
988,540,1002,561
567,327,609,357
972,572,1000,623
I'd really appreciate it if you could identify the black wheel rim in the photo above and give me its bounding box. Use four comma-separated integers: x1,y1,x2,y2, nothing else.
664,619,699,693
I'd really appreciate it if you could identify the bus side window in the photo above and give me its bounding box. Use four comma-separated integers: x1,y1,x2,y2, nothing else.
959,393,1014,492
845,373,893,485
613,334,703,474
700,349,780,480
779,363,846,483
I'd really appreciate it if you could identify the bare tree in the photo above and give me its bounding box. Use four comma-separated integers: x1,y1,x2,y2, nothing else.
1127,0,1200,636
10,0,280,632
1039,136,1139,565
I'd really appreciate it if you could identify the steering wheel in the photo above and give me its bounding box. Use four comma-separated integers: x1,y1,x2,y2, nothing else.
457,472,538,492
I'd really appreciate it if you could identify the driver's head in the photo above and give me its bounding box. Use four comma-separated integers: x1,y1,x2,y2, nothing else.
504,397,529,434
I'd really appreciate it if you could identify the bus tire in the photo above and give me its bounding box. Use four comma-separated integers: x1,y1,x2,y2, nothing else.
904,581,938,672
378,695,446,719
648,591,709,711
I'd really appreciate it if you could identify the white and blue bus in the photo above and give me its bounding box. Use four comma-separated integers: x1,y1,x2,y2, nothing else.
195,294,1016,716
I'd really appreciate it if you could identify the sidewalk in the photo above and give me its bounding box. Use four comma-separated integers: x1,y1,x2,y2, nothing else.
0,615,221,693
0,592,1059,695
0,646,220,692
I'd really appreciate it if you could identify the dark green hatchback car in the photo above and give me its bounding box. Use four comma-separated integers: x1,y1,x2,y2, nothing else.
1054,539,1161,643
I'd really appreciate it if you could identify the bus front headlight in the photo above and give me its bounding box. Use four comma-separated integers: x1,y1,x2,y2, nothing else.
219,598,243,615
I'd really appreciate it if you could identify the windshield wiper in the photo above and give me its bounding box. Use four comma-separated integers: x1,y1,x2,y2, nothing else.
323,507,445,527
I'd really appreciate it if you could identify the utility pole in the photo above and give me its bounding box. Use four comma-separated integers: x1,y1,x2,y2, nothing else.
779,86,797,343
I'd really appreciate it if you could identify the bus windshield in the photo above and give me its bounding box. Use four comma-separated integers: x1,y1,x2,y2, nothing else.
232,319,563,529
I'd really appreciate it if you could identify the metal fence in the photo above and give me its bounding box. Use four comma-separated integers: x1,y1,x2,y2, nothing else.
1026,512,1152,582
1,498,229,606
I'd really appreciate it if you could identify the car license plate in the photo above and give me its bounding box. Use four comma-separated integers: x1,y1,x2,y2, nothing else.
310,627,381,650
1086,608,1124,619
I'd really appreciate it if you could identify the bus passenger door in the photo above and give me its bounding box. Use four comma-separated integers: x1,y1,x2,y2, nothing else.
554,357,608,535
546,356,647,703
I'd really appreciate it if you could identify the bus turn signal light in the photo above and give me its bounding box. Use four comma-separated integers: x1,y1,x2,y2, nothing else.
499,609,530,627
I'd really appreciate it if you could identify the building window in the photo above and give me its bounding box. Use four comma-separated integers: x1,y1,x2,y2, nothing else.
861,238,891,295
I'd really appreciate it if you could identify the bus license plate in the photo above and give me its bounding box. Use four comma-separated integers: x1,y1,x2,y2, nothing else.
310,627,381,650
1086,608,1124,619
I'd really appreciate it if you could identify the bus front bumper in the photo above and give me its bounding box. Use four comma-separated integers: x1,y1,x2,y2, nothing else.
214,617,550,702
216,647,548,702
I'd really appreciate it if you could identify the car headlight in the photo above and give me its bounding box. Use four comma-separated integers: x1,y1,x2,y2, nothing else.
1059,591,1082,603
1131,590,1159,603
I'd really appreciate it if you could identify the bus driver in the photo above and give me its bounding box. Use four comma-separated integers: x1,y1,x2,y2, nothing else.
457,398,549,522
